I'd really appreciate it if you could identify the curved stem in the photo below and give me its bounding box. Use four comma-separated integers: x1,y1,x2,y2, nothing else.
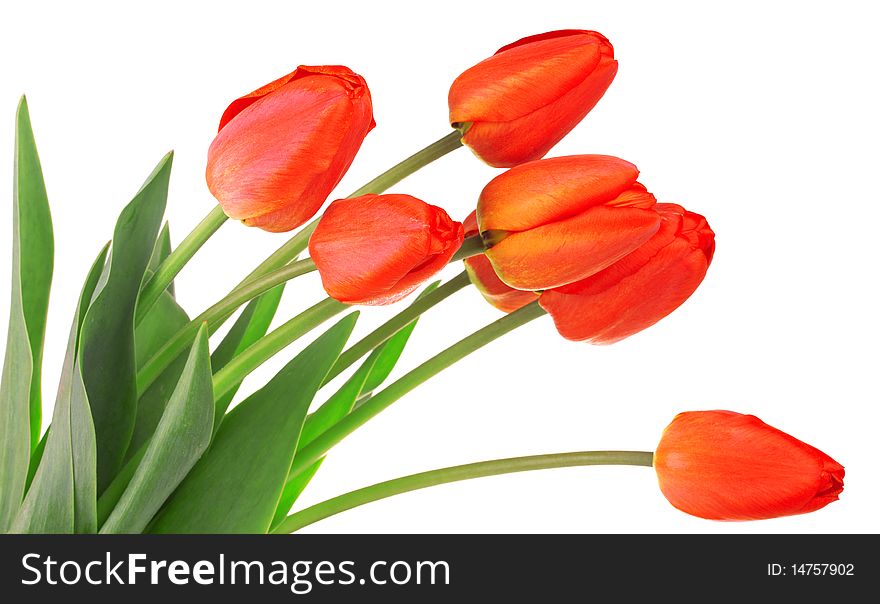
348,129,464,199
288,301,547,482
323,271,472,385
233,130,465,289
136,258,317,395
212,297,348,412
137,205,228,323
273,451,654,533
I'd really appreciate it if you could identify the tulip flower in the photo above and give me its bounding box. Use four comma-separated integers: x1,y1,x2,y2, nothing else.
449,30,618,167
309,194,464,305
539,203,714,344
206,65,375,232
477,155,661,291
461,211,538,313
654,411,844,521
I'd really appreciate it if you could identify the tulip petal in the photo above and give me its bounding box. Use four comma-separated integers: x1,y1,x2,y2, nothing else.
218,65,375,132
541,242,708,343
461,210,538,312
539,204,714,343
477,155,643,233
486,205,661,290
310,195,464,305
207,66,374,232
449,32,612,124
654,411,845,521
464,254,539,313
461,59,618,168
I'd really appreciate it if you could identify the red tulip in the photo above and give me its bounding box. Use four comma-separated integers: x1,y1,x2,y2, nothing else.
654,411,844,521
539,203,714,344
477,155,661,291
309,194,464,305
449,30,617,168
461,211,538,313
206,65,375,232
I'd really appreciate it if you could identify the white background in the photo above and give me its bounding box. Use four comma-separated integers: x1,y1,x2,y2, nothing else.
1,1,878,533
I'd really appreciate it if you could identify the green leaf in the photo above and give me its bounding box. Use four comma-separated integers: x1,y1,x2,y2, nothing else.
101,325,214,534
149,313,358,534
125,290,191,461
135,288,190,370
147,222,174,298
0,310,31,532
79,153,172,491
11,244,108,533
270,355,378,528
210,284,284,416
15,98,54,450
269,286,431,527
360,283,437,396
0,97,54,531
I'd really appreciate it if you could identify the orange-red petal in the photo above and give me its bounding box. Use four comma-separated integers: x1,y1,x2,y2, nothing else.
486,202,661,291
218,65,375,132
206,65,374,233
539,203,714,343
654,411,844,521
461,211,539,313
309,194,464,305
449,30,617,167
459,57,617,168
477,155,644,233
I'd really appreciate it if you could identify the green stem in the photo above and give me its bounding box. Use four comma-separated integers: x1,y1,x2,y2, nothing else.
273,451,654,533
450,235,485,262
288,301,547,482
137,205,228,324
323,271,472,385
136,258,317,395
232,129,465,288
348,129,465,199
211,297,348,414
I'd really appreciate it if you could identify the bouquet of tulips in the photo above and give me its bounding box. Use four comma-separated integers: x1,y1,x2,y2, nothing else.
1,30,842,534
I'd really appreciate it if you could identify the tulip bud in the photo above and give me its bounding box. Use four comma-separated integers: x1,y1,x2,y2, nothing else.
539,203,714,344
309,194,464,305
654,411,844,520
477,155,661,291
206,65,375,232
461,211,538,313
449,30,617,168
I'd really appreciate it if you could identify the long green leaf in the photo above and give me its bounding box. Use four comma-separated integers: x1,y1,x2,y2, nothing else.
149,313,358,534
79,153,171,491
270,355,378,528
147,222,174,297
126,287,191,460
210,284,284,413
135,288,189,371
11,245,108,533
15,97,54,450
269,285,434,526
102,287,191,510
101,325,213,534
0,98,54,531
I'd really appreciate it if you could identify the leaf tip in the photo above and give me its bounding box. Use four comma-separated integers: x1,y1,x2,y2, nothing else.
15,95,33,130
